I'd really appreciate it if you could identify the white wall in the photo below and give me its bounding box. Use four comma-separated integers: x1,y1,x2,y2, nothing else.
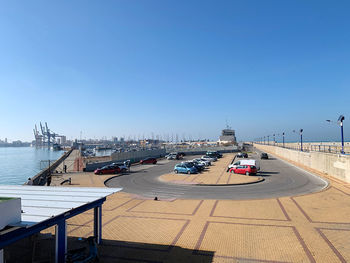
0,198,21,230
254,144,350,183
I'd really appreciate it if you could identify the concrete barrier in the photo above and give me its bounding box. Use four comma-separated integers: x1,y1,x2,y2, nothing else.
166,146,239,155
254,144,350,183
111,149,166,163
85,149,166,172
30,148,74,185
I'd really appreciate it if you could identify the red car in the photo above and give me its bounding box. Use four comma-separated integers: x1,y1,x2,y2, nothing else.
94,165,121,175
229,165,257,176
140,157,157,165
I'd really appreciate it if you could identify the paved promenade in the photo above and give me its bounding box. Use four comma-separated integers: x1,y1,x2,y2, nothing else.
48,153,350,262
55,149,82,173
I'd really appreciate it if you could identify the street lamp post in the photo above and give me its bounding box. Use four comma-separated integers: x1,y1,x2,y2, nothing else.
267,135,270,145
282,132,285,148
292,129,303,151
340,118,344,154
273,134,275,146
264,136,265,145
326,115,345,154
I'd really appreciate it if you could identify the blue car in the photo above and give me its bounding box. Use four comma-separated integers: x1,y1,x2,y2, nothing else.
174,163,198,174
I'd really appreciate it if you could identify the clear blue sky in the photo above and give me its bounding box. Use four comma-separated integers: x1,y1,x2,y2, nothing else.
0,0,349,142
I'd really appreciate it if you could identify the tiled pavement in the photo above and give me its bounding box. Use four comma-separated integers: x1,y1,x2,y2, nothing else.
48,155,350,262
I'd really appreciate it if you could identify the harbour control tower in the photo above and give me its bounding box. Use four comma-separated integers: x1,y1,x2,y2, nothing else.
218,127,237,145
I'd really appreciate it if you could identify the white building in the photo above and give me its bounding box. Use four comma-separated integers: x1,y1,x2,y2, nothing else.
218,128,237,145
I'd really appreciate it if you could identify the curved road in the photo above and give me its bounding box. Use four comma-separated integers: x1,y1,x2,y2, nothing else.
106,149,328,200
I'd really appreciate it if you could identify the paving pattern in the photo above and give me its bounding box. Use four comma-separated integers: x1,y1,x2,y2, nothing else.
45,152,350,262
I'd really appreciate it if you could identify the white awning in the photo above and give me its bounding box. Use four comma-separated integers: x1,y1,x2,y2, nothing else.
0,185,122,225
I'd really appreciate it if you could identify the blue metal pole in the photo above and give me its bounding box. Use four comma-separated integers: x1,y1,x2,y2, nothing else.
55,220,67,263
300,134,303,151
283,132,285,148
341,122,344,154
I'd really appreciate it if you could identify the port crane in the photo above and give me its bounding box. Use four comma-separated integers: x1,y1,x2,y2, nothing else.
33,122,65,148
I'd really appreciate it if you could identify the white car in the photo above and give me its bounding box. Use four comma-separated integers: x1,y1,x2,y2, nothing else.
227,159,260,172
166,153,180,160
193,158,211,166
201,155,217,162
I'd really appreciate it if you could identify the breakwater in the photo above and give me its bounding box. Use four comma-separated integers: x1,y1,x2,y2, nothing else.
31,148,73,185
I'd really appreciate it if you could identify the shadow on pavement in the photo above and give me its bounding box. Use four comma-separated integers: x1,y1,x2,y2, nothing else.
4,234,215,263
100,239,214,263
258,171,280,176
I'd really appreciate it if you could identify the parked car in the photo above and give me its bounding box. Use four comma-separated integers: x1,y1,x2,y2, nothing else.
193,158,211,166
94,165,121,175
199,158,212,166
260,153,269,159
178,152,186,157
227,159,260,171
229,165,257,176
174,163,198,174
206,151,223,158
183,161,205,171
166,153,181,160
237,152,248,158
111,160,130,173
201,155,217,162
140,157,157,165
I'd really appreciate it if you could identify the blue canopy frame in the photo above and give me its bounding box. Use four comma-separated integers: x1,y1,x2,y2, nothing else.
0,197,105,263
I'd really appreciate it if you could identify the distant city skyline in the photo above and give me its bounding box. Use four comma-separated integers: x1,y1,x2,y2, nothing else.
0,1,349,143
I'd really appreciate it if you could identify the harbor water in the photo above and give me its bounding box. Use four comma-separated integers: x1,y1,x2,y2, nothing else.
0,147,64,185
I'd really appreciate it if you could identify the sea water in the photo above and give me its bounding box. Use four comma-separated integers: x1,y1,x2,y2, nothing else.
0,147,64,185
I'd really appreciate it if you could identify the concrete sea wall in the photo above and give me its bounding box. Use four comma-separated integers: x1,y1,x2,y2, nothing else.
253,144,350,183
167,146,238,155
31,148,74,185
85,149,166,172
256,141,350,153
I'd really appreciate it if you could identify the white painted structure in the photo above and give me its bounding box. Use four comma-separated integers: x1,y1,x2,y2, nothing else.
0,197,21,263
0,185,122,263
0,197,21,230
0,185,120,226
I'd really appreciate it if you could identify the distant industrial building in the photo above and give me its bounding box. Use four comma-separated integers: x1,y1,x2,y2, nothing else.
218,127,237,145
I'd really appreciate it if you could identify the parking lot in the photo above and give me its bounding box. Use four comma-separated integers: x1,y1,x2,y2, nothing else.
40,150,350,262
159,153,263,185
